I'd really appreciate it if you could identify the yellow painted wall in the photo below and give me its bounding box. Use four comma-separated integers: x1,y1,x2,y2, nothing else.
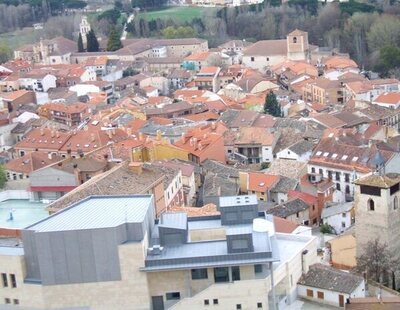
328,233,356,269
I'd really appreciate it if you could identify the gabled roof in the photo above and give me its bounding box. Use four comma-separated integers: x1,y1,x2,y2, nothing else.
243,40,287,57
298,264,363,294
247,173,280,192
266,198,309,218
5,151,62,174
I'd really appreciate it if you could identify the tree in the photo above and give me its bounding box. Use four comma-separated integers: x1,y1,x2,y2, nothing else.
356,238,400,288
378,45,400,76
86,29,99,52
0,165,6,189
320,223,333,234
0,44,11,64
107,26,123,51
263,91,281,117
77,32,84,52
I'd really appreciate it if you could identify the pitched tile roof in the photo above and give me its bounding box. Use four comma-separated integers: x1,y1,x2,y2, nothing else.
247,172,280,192
5,151,62,174
243,40,287,56
298,264,363,294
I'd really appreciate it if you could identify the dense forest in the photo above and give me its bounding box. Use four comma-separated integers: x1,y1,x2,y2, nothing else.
127,0,400,76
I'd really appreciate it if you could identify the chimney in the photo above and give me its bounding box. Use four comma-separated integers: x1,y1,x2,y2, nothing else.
112,128,116,135
107,130,112,139
40,128,44,136
139,132,144,141
156,129,162,141
193,137,198,149
90,133,95,142
211,122,216,130
48,153,52,160
56,130,60,138
67,148,71,158
50,130,55,138
129,162,143,175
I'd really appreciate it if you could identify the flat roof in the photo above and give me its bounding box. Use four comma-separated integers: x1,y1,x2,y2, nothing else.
219,195,258,208
143,230,276,271
26,195,153,232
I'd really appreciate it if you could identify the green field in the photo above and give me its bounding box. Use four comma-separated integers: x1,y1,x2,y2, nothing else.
0,27,42,51
139,6,217,23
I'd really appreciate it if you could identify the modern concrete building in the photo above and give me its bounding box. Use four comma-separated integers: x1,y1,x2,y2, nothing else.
0,194,318,309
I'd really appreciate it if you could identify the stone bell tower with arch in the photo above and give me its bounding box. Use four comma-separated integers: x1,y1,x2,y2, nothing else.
287,29,309,61
80,16,91,46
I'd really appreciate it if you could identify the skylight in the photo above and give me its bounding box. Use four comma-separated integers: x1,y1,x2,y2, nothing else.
323,152,329,157
342,155,348,160
332,153,338,159
352,156,358,162
316,151,322,156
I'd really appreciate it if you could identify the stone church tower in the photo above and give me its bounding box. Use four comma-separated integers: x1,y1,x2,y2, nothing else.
286,29,309,61
354,167,400,283
80,16,91,46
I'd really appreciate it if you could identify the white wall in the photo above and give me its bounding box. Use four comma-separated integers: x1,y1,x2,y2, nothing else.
0,190,30,202
298,279,365,307
277,149,311,162
262,146,274,162
323,211,352,234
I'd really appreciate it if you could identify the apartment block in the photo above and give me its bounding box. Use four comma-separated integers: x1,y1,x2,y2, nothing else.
0,194,318,309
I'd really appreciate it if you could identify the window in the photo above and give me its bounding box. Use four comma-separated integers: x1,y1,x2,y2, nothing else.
394,197,398,210
368,199,375,211
345,185,350,194
191,268,208,280
311,167,315,173
336,183,341,191
312,205,315,211
213,299,218,305
254,264,263,274
214,267,229,283
342,222,346,228
166,292,181,300
257,302,263,308
13,299,19,305
293,37,297,43
345,173,350,183
4,298,10,304
328,171,332,179
335,172,340,181
231,239,248,250
251,57,255,62
232,266,240,281
266,57,269,61
237,304,242,310
307,289,314,297
319,169,323,175
317,291,324,299
342,213,346,218
10,274,16,288
204,299,209,306
1,273,7,287
296,212,299,218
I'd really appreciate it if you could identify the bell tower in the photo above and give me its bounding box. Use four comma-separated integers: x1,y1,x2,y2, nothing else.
287,29,309,61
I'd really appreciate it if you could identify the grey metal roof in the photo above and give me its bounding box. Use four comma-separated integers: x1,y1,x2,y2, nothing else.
321,202,353,218
219,195,257,208
26,195,153,232
144,230,276,271
298,263,363,294
160,213,187,230
226,225,253,236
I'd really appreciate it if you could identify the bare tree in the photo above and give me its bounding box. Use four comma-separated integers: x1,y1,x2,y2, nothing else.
356,238,400,289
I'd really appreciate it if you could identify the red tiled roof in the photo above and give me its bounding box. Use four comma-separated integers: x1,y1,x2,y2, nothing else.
248,172,280,192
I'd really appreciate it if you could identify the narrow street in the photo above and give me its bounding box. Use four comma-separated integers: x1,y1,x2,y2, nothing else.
121,13,135,41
